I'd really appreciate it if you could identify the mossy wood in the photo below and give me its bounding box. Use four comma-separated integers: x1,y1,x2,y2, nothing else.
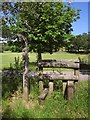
38,60,80,69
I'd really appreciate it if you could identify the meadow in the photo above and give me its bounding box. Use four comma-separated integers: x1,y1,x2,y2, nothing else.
0,51,87,69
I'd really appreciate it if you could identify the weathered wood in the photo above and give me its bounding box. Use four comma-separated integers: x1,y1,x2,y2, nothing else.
39,80,44,94
62,81,67,96
22,44,29,101
38,88,48,100
39,74,79,81
74,69,79,90
74,69,79,76
74,80,78,90
38,59,80,100
49,80,53,96
38,60,80,69
67,81,74,100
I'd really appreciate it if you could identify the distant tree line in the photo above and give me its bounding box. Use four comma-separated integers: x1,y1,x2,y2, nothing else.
65,33,89,53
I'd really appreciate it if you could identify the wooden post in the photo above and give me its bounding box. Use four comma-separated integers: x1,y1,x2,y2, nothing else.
62,80,67,97
22,47,29,101
49,80,53,96
17,33,29,101
38,65,43,94
74,80,78,90
74,69,79,89
39,80,44,94
67,81,74,100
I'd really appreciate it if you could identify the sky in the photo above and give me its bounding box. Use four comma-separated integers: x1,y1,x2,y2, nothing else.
69,2,88,35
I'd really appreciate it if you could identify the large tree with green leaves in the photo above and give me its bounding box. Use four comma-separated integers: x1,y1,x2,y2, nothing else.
2,2,80,60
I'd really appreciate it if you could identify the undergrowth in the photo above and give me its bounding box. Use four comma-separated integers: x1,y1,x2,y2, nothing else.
2,80,88,119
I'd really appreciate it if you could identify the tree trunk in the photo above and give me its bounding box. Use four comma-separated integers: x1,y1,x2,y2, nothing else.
22,39,29,101
37,50,42,62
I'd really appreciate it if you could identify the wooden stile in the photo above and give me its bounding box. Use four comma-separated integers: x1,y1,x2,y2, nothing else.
38,59,80,101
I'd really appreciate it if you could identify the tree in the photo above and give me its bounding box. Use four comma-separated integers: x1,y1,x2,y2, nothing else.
2,2,80,59
2,19,12,38
65,33,89,53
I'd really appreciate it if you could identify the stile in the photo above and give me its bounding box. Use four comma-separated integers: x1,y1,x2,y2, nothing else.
38,59,80,101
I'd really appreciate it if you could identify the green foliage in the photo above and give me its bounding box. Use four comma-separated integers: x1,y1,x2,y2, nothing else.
3,44,10,51
65,33,89,53
2,2,80,54
2,56,23,98
2,19,12,38
2,81,88,118
80,54,90,64
2,73,22,99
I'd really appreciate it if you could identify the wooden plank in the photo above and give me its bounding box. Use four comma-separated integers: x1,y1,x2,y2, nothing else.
67,81,74,100
49,80,53,96
74,80,78,90
38,88,48,100
74,69,79,76
39,74,79,81
39,80,44,94
38,60,80,69
62,81,67,96
74,69,79,89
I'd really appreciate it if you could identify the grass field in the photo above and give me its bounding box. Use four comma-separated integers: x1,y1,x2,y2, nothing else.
0,51,86,69
2,80,88,118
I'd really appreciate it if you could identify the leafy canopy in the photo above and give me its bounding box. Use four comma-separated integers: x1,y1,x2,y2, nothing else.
2,2,80,53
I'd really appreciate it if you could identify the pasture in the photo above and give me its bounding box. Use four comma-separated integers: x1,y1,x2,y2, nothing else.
1,51,86,69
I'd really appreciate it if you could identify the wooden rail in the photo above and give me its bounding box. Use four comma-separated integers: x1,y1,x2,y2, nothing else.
38,73,79,81
38,60,80,69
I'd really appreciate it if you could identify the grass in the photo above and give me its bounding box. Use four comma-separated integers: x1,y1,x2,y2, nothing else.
0,51,86,69
2,80,88,119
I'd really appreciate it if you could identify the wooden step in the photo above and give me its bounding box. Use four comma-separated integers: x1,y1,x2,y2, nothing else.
38,88,48,100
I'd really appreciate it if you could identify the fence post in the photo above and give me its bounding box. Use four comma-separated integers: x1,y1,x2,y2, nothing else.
39,80,44,94
74,69,79,90
49,80,53,96
67,81,74,100
62,80,67,97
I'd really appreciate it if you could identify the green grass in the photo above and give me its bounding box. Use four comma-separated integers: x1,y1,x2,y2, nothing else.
2,80,88,119
0,51,86,69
